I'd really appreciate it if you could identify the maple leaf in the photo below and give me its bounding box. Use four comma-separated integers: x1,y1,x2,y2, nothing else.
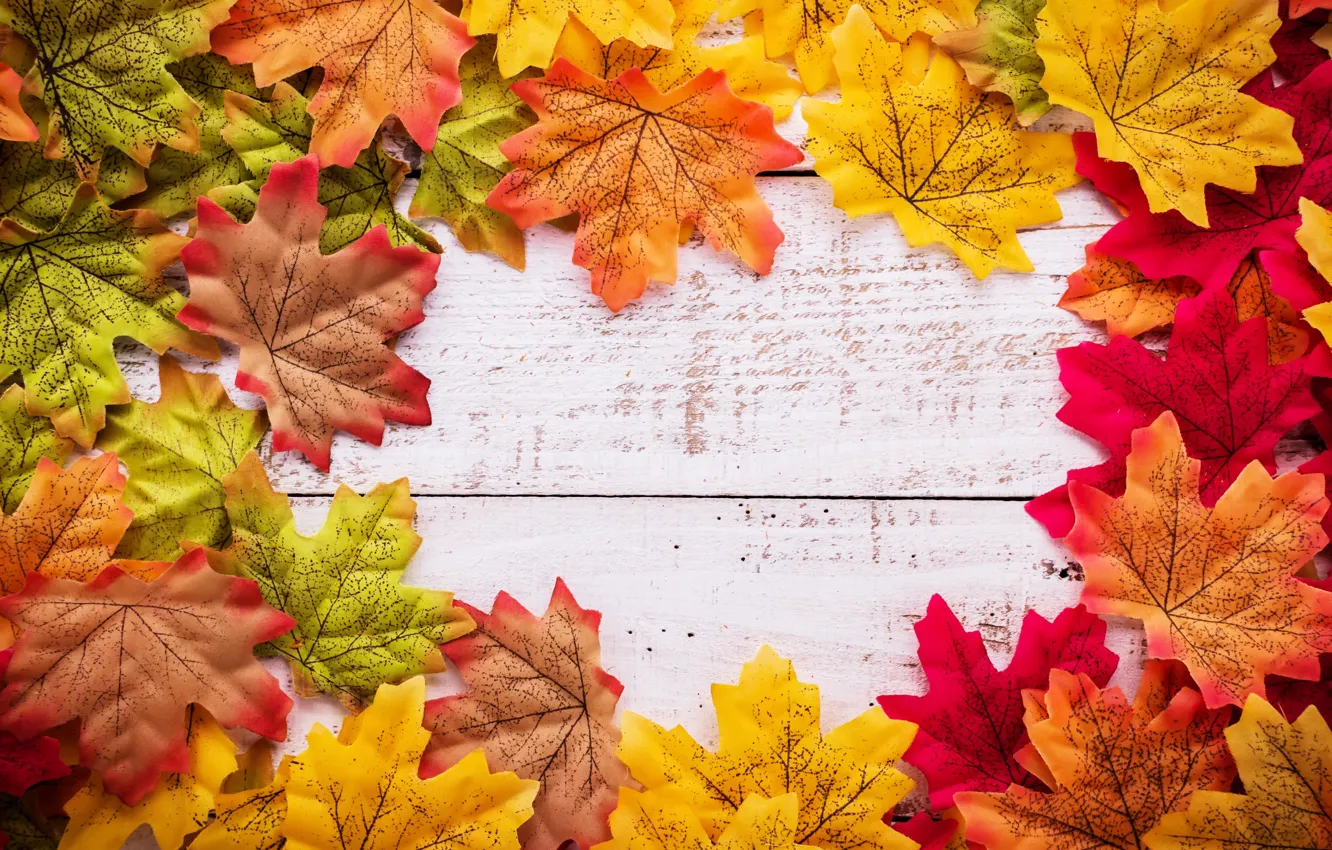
1065,411,1332,708
1297,199,1332,305
0,123,143,234
892,811,968,850
282,676,539,850
552,0,801,118
1146,696,1332,850
618,646,918,850
97,356,268,561
0,549,294,805
1058,244,1201,339
718,0,978,94
462,0,673,79
214,79,441,254
410,38,531,269
0,794,59,850
1226,252,1311,366
1026,286,1321,538
57,706,237,850
180,155,438,470
596,787,816,850
0,186,218,446
1035,0,1301,227
0,386,70,515
934,0,1048,126
192,748,290,850
197,452,475,707
803,9,1078,278
0,0,233,176
211,0,473,167
955,663,1235,850
488,60,801,311
877,595,1118,811
1266,655,1332,725
1272,0,1331,83
422,579,627,850
0,653,66,798
0,60,32,143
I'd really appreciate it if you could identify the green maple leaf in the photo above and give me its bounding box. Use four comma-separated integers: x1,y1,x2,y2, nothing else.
0,383,72,513
0,185,218,447
410,37,532,270
208,80,441,255
0,0,236,176
0,793,59,850
196,452,475,709
935,0,1049,126
97,356,268,561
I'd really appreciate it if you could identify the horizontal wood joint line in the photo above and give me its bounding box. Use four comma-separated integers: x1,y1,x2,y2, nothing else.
281,492,1035,502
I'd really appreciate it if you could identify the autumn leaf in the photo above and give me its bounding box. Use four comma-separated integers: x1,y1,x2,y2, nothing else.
489,61,801,311
619,646,917,850
463,0,673,78
804,8,1078,278
1297,200,1332,314
212,0,473,167
97,356,268,562
0,121,143,233
955,662,1235,850
192,748,290,850
1226,253,1311,366
934,0,1049,126
878,595,1118,811
1065,411,1332,708
0,386,70,514
0,60,32,143
0,549,294,805
553,0,801,118
1058,244,1200,338
282,676,539,850
0,185,218,446
58,706,237,850
1036,0,1300,227
410,38,530,269
0,0,233,176
1026,286,1322,538
197,452,474,708
180,155,438,470
1145,696,1331,850
892,811,968,850
0,794,59,850
596,787,815,850
0,653,66,799
422,579,627,850
1273,0,1331,83
1266,655,1332,725
215,79,441,254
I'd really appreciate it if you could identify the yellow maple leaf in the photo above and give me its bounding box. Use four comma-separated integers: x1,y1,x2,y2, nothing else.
718,0,977,92
1035,0,1301,227
192,745,291,850
553,0,801,117
58,706,237,850
1297,198,1332,292
282,676,539,850
596,787,817,850
803,6,1078,277
618,646,917,850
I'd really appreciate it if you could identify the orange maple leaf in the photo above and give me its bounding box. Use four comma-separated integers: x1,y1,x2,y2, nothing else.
1058,244,1200,338
212,0,473,168
955,662,1235,850
487,60,803,311
1065,411,1332,708
0,61,35,143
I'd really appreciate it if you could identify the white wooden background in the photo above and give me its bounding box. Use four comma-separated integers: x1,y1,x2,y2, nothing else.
106,93,1312,844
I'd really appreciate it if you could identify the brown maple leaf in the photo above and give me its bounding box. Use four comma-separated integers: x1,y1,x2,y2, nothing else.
421,579,628,850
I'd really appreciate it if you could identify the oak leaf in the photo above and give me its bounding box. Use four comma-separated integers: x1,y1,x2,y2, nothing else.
1145,696,1331,850
97,356,268,561
197,452,475,708
1057,244,1200,339
0,0,233,176
410,38,531,269
282,676,539,850
0,652,66,798
0,386,70,514
618,646,918,850
955,663,1235,850
1035,0,1301,226
1065,411,1332,708
211,0,474,167
552,0,801,118
877,595,1118,811
0,186,218,446
487,60,801,311
180,155,439,470
595,787,815,850
57,706,237,850
1026,286,1322,538
192,747,290,850
0,60,32,143
422,579,627,850
0,549,294,805
803,8,1078,278
934,0,1049,125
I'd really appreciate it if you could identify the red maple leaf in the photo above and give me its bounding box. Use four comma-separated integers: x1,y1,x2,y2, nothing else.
1273,0,1331,83
877,595,1117,811
1077,63,1332,291
1266,651,1332,724
1028,286,1322,537
0,651,67,797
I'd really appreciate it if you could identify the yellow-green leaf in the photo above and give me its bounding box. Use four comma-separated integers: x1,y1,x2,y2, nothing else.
0,383,71,513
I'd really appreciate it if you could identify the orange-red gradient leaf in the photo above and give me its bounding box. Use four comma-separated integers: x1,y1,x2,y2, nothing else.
0,61,34,143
